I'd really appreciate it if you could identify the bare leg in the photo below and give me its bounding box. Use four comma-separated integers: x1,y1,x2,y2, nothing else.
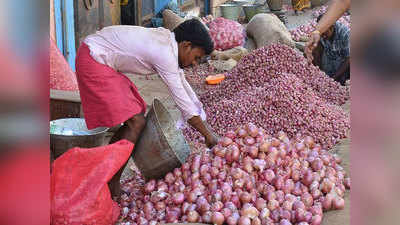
108,113,146,200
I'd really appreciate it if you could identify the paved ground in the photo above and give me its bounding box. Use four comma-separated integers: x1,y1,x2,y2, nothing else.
116,4,350,224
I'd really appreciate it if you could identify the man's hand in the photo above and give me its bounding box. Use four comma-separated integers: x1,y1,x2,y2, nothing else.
188,116,218,148
205,133,219,148
305,31,321,63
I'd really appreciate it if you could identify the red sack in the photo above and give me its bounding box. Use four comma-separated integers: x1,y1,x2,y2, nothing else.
50,37,79,91
208,17,245,51
51,140,134,225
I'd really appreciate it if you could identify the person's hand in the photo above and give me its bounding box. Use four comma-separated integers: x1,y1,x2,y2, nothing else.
205,133,219,148
305,30,321,63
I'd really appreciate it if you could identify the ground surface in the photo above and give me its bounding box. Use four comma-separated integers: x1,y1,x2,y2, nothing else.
115,4,350,224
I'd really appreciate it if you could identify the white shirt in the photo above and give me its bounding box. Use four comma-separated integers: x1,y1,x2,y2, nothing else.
83,25,206,123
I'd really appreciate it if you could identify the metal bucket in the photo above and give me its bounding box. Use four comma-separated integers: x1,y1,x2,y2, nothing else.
133,99,191,181
50,118,109,160
243,4,261,22
233,0,251,19
266,0,282,11
220,4,242,21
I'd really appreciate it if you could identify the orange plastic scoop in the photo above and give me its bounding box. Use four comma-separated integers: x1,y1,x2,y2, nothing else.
206,74,225,85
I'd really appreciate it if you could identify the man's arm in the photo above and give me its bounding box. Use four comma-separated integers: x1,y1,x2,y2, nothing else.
315,0,351,34
305,0,351,62
333,57,350,81
188,116,218,148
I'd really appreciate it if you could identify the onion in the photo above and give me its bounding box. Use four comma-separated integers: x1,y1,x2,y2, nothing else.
252,217,261,225
295,208,306,222
240,204,259,219
212,201,224,212
244,136,256,146
155,201,166,211
275,190,285,204
264,169,276,183
259,208,270,219
221,208,232,218
274,176,284,190
211,167,219,178
321,178,334,194
344,177,351,189
144,180,156,194
212,212,225,225
232,147,241,161
282,200,293,211
221,137,233,147
302,192,313,208
304,211,313,222
311,215,322,225
281,209,292,220
202,211,213,223
227,215,239,225
255,198,267,211
311,158,323,171
239,192,252,204
237,128,247,138
333,196,345,210
238,216,251,225
280,219,292,225
187,210,199,222
293,200,305,211
259,141,271,152
267,199,279,211
322,193,334,211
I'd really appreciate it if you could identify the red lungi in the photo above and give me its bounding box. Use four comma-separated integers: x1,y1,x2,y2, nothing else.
75,43,146,130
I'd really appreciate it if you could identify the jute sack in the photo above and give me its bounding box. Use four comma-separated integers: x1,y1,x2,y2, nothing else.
211,46,249,62
246,13,295,49
163,9,185,31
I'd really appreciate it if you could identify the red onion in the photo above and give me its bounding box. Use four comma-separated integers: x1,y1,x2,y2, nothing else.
302,192,314,208
280,219,293,225
221,137,233,147
227,215,239,225
212,212,225,225
238,216,251,225
240,204,259,219
187,210,199,222
267,199,279,211
264,169,276,183
255,198,267,211
322,193,335,211
239,192,251,204
332,196,345,210
144,180,156,194
221,208,232,218
344,177,351,189
311,215,322,225
202,211,213,223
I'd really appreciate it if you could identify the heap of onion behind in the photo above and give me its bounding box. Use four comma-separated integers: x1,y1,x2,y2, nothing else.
120,124,350,225
184,44,350,149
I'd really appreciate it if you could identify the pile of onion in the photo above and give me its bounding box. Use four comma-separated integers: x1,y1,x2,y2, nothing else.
120,124,350,225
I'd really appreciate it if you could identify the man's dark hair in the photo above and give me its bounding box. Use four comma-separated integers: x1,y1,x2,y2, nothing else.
173,19,214,55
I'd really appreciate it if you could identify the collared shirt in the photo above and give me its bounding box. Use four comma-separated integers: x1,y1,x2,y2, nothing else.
83,25,205,122
320,22,350,76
